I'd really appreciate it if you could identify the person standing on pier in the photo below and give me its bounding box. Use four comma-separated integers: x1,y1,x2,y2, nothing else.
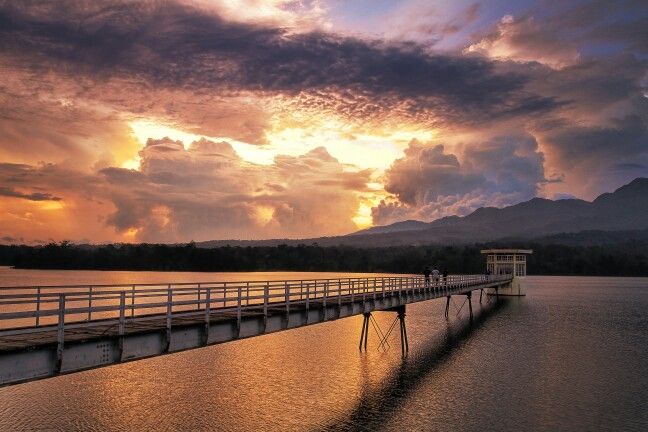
424,266,431,286
442,269,448,284
432,268,440,285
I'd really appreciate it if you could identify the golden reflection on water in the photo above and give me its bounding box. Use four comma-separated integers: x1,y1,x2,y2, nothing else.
0,267,402,287
0,272,647,431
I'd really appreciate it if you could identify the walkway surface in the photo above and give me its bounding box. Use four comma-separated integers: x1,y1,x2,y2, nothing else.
0,274,512,386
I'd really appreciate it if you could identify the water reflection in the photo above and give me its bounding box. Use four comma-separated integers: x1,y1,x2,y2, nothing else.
323,300,507,431
1,274,646,431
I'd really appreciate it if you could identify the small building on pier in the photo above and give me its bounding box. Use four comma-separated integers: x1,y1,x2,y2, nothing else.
481,249,533,295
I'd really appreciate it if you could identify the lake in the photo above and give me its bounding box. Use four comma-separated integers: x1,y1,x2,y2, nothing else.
0,269,647,431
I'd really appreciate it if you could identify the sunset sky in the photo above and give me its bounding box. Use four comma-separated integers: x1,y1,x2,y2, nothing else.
1,0,646,244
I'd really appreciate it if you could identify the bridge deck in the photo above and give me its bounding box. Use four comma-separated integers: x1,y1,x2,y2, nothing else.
0,274,512,387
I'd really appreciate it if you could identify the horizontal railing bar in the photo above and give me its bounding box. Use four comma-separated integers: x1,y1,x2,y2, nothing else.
0,275,424,291
0,275,511,333
0,276,488,296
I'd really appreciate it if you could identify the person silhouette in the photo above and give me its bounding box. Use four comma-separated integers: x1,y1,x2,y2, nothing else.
424,266,431,286
432,268,440,285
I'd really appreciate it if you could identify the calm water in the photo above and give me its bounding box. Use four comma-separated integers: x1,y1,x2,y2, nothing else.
0,269,647,431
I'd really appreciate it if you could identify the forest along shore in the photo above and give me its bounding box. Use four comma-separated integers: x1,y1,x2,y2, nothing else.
1,242,647,276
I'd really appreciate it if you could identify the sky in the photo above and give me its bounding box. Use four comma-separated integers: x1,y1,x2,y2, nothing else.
0,0,646,244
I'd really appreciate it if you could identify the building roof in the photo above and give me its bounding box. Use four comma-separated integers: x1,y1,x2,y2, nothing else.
480,249,533,254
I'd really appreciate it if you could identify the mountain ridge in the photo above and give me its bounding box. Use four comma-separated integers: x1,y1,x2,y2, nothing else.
197,177,648,247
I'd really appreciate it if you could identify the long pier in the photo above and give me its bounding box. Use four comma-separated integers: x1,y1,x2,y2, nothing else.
0,274,512,387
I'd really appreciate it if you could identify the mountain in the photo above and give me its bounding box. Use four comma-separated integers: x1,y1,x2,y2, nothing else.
344,178,648,238
198,178,648,247
350,220,429,236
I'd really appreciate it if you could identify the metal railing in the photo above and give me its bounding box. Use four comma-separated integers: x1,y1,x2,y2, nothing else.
0,274,511,336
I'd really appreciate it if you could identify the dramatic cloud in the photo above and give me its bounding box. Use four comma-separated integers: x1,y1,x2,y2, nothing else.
373,136,547,225
0,186,61,202
0,0,557,127
0,141,371,242
0,0,646,242
466,15,580,69
539,115,648,197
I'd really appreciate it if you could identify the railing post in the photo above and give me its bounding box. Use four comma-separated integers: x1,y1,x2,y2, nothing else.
35,287,41,326
238,284,242,331
203,287,211,344
56,294,65,372
165,286,172,352
382,278,385,299
246,282,250,306
263,282,269,329
373,278,377,301
118,291,126,360
119,292,126,334
338,279,342,309
87,286,92,321
285,281,290,316
131,285,135,319
362,279,366,304
223,282,227,308
306,282,310,310
321,281,328,321
323,281,328,308
197,284,201,310
284,281,291,325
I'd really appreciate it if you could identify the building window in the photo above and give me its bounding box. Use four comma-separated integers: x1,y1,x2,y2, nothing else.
515,263,526,276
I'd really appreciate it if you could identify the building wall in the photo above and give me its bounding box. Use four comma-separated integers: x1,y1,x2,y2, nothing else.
486,253,527,276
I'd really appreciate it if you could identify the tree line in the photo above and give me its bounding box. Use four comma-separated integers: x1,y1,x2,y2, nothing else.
1,241,647,276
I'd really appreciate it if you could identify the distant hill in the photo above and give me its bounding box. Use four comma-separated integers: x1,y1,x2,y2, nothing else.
350,220,429,236
198,178,648,247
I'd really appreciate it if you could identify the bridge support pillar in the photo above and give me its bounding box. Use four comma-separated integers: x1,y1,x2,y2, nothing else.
360,306,408,356
445,296,451,319
397,306,409,356
480,288,483,304
359,312,370,351
467,291,473,320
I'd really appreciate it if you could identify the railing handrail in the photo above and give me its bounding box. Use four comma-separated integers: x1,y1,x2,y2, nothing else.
0,273,498,292
0,274,513,335
0,275,421,291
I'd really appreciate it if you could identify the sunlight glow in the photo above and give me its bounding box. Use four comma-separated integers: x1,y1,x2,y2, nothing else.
352,203,373,229
128,119,276,165
253,205,275,226
124,227,140,238
120,157,141,170
37,201,65,211
352,188,390,229
129,118,437,172
265,126,437,170
129,121,196,148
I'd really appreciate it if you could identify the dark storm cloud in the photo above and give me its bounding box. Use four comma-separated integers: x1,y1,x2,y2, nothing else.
536,0,648,54
0,186,61,201
373,135,548,225
465,2,648,198
0,0,557,123
546,115,647,166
